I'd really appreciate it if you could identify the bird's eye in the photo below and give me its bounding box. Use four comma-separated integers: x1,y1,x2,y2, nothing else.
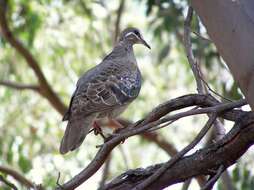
133,30,139,36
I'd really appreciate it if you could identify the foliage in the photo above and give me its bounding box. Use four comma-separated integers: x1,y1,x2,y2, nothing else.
0,0,248,189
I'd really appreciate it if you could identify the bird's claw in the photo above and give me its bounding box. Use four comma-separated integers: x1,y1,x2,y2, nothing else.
91,121,106,140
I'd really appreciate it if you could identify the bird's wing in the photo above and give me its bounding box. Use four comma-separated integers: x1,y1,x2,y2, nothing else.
62,89,77,121
66,65,141,118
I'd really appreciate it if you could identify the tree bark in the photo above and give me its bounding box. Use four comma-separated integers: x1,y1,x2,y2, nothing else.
101,113,254,190
191,0,254,109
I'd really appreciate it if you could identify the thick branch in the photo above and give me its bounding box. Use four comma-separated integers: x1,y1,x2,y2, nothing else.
132,114,217,190
0,0,66,115
117,119,206,186
56,94,246,190
190,0,254,109
101,113,254,190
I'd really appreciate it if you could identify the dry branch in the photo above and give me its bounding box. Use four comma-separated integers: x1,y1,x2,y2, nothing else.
114,0,125,44
56,94,246,189
183,7,228,188
0,81,40,91
0,166,44,189
0,0,66,115
132,114,217,190
101,112,254,190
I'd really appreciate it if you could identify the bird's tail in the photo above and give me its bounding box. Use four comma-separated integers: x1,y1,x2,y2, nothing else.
59,116,94,154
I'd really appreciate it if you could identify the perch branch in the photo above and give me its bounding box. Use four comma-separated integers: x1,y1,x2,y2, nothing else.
100,112,254,190
56,94,246,189
132,114,217,190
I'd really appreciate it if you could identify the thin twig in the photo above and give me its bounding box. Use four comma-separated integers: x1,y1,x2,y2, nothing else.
198,75,233,102
192,31,211,42
0,81,40,91
132,114,217,190
0,175,18,190
56,172,64,189
98,154,112,190
183,6,227,145
114,0,125,44
183,7,205,94
201,165,225,190
0,166,35,189
147,120,176,132
101,112,254,190
118,145,129,169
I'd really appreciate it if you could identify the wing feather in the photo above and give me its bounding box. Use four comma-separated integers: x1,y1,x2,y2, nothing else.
66,59,141,119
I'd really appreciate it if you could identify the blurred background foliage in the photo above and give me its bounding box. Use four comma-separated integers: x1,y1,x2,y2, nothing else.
0,0,251,189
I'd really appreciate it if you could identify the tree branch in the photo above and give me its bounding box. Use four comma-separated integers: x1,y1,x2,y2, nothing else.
0,81,40,91
98,154,112,190
118,119,206,186
183,7,232,188
56,94,246,189
0,0,66,115
201,165,225,190
190,0,254,109
0,165,43,189
101,112,254,190
183,7,205,94
0,175,18,190
114,0,125,44
132,114,217,190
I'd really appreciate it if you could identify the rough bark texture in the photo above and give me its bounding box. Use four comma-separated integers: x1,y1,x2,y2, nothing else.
101,113,254,190
191,0,254,109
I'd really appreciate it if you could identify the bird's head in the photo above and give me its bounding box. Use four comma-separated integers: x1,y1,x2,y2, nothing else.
119,27,151,49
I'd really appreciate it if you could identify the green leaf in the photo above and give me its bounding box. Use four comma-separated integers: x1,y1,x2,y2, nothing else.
18,155,32,173
158,44,170,63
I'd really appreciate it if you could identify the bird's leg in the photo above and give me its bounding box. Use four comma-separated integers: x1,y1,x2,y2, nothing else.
108,119,126,143
108,119,125,132
89,121,106,140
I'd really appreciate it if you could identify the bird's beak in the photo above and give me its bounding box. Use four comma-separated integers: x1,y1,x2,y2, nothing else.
140,38,151,49
138,34,151,49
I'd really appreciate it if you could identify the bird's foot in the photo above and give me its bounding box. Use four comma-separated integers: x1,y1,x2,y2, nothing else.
89,121,106,140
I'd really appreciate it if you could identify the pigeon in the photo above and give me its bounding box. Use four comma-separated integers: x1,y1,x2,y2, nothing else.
60,27,150,154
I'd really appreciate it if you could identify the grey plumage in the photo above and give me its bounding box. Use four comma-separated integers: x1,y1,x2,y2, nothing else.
60,27,150,154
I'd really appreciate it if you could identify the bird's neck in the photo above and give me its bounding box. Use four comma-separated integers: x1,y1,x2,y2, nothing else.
115,40,134,53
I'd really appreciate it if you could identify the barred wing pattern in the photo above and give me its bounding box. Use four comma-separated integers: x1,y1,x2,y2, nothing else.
64,65,141,120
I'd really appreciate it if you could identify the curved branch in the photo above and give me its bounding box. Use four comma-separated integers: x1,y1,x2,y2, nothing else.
0,175,18,190
0,0,66,115
101,112,254,190
0,166,40,189
117,119,207,186
56,94,246,189
132,114,217,190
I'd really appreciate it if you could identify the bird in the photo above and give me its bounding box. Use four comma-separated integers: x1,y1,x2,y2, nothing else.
60,27,150,154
